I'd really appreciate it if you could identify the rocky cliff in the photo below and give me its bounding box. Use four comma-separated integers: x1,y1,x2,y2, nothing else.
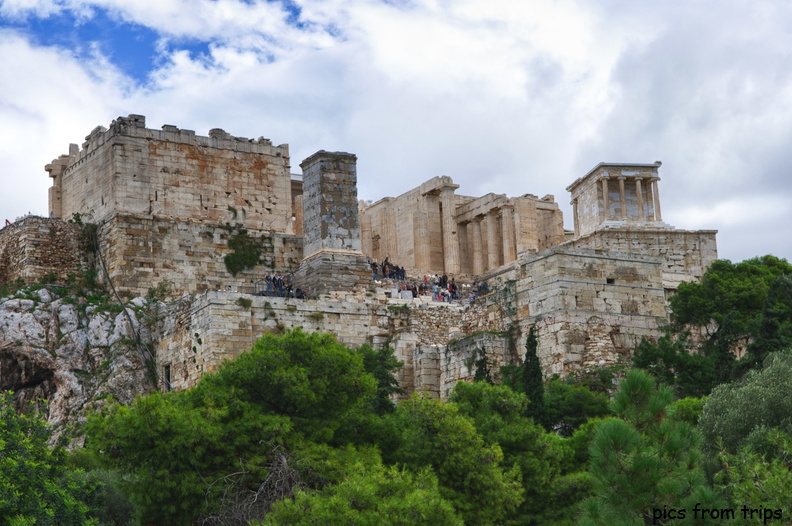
0,285,156,442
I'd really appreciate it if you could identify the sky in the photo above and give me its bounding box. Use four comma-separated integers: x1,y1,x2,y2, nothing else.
0,0,790,264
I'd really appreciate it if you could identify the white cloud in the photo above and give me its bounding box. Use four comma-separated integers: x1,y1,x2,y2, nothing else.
0,30,129,219
1,0,791,264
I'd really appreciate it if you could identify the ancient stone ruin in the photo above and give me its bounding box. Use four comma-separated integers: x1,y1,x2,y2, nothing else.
0,115,718,401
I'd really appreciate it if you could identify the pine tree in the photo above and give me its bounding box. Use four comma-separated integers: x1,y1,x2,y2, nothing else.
522,326,546,426
580,370,724,525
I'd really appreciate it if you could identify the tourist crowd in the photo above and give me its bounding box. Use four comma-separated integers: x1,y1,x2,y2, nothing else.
257,274,306,299
369,257,486,304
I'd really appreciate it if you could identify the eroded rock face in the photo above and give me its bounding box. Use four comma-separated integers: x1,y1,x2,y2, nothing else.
0,286,157,443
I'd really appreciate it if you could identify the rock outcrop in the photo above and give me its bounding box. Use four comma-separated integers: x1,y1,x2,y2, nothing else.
0,285,156,442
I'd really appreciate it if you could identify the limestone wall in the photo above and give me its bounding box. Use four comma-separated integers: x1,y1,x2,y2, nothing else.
566,228,718,289
515,247,667,375
157,289,472,394
442,332,515,398
98,214,302,298
533,313,659,375
47,115,293,234
0,217,85,286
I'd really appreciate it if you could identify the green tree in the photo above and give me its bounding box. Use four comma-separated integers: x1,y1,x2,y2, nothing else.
698,351,792,454
196,328,376,442
0,392,95,526
633,334,716,398
451,381,587,525
638,256,792,395
260,447,461,525
742,274,792,368
580,370,724,525
670,255,792,336
86,329,378,524
667,396,707,427
543,377,610,437
391,394,524,524
355,344,405,415
522,326,546,426
714,429,792,522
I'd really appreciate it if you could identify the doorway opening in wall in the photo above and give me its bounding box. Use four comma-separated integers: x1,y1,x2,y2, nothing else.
606,278,615,284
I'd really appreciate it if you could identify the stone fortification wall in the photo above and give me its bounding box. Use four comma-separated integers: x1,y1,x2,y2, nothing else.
516,247,667,319
46,115,294,234
533,313,658,375
441,332,515,398
515,247,667,375
98,214,302,298
566,228,718,290
156,289,470,393
0,217,86,286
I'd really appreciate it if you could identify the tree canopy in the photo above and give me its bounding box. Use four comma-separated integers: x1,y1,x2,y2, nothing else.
635,255,792,396
0,392,95,526
580,370,723,525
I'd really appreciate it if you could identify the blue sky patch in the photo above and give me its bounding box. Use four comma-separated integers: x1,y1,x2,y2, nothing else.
1,7,213,85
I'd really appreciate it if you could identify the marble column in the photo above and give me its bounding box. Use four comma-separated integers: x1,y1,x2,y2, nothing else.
635,177,644,220
571,198,579,238
652,179,663,221
486,211,500,270
618,176,627,220
501,205,517,263
471,218,484,275
414,195,431,270
601,177,610,220
440,186,461,274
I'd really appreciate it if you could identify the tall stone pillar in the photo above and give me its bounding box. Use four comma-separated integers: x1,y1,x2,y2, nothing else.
501,205,517,263
440,185,461,274
635,177,645,220
486,211,500,270
651,179,663,221
414,196,431,271
471,218,484,275
45,155,70,219
294,151,371,296
571,199,580,238
601,177,610,220
618,176,627,220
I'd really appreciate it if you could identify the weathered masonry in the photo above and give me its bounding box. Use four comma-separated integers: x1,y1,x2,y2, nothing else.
0,115,720,397
42,115,306,297
360,176,565,276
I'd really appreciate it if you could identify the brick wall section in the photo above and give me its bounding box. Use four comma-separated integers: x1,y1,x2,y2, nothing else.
0,217,86,286
98,213,303,298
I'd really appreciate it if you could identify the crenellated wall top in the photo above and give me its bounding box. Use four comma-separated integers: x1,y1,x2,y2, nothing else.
50,114,290,175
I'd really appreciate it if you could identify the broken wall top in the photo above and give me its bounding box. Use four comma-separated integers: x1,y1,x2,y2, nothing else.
46,114,294,233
